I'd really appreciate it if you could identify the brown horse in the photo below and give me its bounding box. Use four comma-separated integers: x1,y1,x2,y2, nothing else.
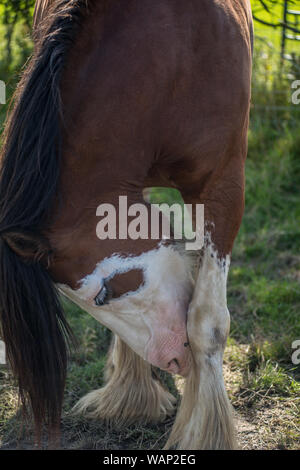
0,0,252,449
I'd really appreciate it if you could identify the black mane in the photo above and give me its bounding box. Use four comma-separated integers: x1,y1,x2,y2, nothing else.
0,0,91,441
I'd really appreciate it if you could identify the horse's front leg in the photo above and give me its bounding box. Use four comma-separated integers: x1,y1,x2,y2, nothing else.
73,335,176,426
167,163,245,450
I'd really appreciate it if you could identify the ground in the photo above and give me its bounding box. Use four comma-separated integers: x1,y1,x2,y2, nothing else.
0,325,299,449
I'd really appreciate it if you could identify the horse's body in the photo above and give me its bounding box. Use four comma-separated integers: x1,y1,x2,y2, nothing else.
0,0,252,449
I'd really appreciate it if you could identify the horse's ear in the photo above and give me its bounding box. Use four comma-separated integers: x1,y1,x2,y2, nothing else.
1,231,53,268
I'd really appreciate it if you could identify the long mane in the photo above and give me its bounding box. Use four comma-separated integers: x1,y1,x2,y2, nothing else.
0,0,91,441
33,0,67,38
33,0,52,30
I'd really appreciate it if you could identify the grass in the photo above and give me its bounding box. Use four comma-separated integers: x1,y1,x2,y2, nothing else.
0,2,300,450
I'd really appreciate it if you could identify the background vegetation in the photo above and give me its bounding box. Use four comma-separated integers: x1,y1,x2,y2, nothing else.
0,0,299,449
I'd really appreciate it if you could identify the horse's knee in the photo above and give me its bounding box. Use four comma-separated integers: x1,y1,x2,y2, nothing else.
188,305,230,361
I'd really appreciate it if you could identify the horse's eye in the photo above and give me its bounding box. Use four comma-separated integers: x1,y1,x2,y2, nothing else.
94,283,109,306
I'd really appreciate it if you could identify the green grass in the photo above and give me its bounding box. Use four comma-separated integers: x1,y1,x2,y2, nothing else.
247,361,300,396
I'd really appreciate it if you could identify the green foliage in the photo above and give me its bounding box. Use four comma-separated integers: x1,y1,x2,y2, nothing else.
0,1,35,25
0,2,34,132
253,0,300,34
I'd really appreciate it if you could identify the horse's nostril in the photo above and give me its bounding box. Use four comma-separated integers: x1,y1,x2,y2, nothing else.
168,358,180,370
